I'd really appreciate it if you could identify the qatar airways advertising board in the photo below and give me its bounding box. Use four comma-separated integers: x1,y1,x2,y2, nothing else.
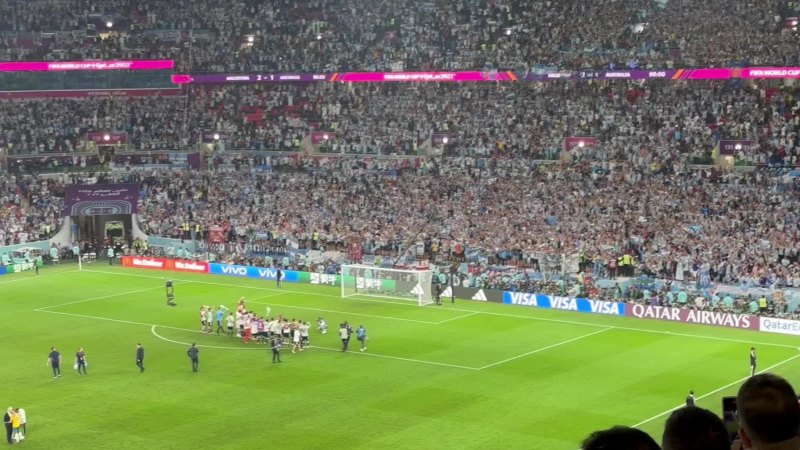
625,304,759,330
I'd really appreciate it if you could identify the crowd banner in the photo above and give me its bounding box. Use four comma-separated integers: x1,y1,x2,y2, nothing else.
502,291,626,316
626,304,759,330
719,139,758,155
208,263,299,282
760,317,800,336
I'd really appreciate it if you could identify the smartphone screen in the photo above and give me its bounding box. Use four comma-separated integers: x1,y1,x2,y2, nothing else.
722,396,739,441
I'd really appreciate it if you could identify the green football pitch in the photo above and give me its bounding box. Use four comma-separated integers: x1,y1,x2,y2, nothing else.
2,265,800,450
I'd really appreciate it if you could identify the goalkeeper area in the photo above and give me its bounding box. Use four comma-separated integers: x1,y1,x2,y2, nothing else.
341,264,434,305
3,264,800,450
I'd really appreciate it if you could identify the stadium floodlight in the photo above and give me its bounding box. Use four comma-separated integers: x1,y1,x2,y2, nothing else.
316,34,322,40
247,36,255,43
505,28,512,36
106,21,114,28
341,264,434,306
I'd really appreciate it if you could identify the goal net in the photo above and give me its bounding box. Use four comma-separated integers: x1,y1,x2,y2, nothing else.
341,264,434,306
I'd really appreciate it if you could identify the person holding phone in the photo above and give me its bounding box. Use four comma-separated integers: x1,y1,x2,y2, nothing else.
734,374,800,450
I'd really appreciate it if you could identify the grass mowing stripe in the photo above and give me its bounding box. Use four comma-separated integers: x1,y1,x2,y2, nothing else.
81,268,799,350
309,345,481,371
36,283,191,310
0,268,78,284
632,352,800,428
477,327,614,370
247,299,439,324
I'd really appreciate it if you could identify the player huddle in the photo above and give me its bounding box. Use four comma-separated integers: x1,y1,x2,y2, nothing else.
199,298,312,352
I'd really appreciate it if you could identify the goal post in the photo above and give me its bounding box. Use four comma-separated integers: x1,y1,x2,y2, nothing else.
341,264,434,306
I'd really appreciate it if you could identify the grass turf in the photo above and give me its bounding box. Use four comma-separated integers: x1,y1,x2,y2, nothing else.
2,264,800,450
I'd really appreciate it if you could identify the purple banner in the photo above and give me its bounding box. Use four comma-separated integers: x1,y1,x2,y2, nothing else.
432,132,457,144
64,183,139,216
564,136,598,151
87,132,127,144
0,60,174,72
310,131,336,144
0,88,183,99
626,304,759,330
719,139,758,155
187,152,201,170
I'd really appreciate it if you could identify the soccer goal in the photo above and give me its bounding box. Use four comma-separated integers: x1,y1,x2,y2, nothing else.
341,264,434,306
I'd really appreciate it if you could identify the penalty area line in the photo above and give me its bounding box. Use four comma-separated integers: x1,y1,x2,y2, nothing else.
477,327,614,370
36,283,192,311
632,352,800,428
150,326,265,350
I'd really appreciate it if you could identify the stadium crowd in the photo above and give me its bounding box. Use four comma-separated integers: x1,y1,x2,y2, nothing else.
0,0,798,70
1,81,799,164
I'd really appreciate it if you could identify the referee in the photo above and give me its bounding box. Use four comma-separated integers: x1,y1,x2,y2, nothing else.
136,343,145,373
271,337,282,363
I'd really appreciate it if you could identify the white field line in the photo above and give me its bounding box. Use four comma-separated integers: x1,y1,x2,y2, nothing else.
0,268,79,284
33,308,481,366
35,284,188,311
477,328,614,370
246,299,438,324
632,353,800,428
309,345,480,371
150,325,265,350
75,269,800,349
433,312,480,325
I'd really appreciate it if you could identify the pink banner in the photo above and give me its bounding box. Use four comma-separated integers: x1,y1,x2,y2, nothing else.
564,136,598,151
335,71,513,83
678,68,732,80
0,60,174,72
739,67,800,79
311,131,336,144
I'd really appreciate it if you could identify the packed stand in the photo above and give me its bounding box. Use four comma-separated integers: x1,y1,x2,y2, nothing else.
0,0,798,70
2,81,799,164
0,174,64,246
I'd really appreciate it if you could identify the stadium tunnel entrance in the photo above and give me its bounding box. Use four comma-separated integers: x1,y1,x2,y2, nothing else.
72,214,133,244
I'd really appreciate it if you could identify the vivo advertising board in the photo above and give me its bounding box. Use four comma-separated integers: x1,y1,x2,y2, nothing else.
502,292,626,316
208,263,299,282
760,317,800,336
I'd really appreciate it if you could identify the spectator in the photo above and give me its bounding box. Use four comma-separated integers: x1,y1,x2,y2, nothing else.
581,426,661,450
736,373,800,450
661,406,729,450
